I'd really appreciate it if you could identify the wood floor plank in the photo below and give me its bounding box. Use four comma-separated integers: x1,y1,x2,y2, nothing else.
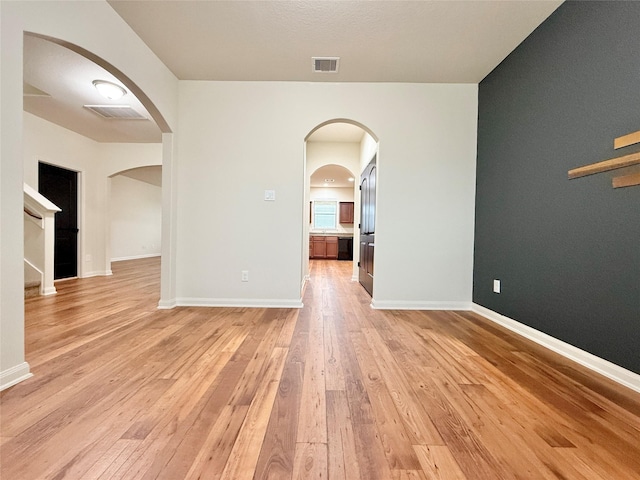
349,331,422,470
413,445,468,480
182,404,250,480
219,347,288,480
326,390,361,480
2,258,639,480
296,305,327,444
292,442,328,479
253,362,303,480
324,314,347,391
359,325,444,446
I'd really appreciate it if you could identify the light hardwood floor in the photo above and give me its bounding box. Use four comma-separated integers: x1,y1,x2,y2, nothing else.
1,257,639,479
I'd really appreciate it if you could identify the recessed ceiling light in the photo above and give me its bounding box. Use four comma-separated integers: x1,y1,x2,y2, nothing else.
92,80,127,100
348,177,354,182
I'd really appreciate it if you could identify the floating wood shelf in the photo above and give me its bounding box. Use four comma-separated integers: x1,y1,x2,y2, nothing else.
614,130,640,149
568,151,640,179
612,172,640,189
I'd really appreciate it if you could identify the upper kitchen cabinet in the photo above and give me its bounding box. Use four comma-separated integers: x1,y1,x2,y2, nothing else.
339,202,354,224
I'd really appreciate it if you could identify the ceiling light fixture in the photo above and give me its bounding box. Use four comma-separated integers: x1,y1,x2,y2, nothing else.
348,177,354,182
92,80,127,100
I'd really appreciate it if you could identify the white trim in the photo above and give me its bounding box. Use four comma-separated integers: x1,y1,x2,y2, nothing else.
111,253,161,262
351,275,358,282
471,303,640,394
158,298,177,310
42,286,57,296
301,274,310,294
81,270,113,278
0,362,33,392
371,300,473,311
175,297,304,309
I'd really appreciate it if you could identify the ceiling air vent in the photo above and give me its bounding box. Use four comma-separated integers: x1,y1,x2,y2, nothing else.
312,57,339,73
84,105,147,120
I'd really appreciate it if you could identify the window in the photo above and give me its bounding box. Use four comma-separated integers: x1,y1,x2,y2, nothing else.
313,200,337,229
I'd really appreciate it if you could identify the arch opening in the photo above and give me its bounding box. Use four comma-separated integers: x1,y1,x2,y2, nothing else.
302,119,379,297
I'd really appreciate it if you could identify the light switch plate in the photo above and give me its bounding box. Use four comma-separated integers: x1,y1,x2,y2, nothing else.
264,190,275,201
493,279,501,293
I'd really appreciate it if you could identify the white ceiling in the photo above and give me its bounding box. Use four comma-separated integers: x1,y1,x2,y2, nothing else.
108,0,562,83
23,1,563,144
310,164,355,188
23,35,162,143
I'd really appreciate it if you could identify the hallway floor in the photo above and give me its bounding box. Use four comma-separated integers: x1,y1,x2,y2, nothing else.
1,258,639,479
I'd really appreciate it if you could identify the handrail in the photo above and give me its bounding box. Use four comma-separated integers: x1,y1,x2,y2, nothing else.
24,208,43,221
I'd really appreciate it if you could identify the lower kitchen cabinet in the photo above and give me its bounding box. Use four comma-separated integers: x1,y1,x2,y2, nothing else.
310,236,338,259
325,236,338,259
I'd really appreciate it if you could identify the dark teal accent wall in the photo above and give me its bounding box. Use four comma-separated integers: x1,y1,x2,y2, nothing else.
474,1,640,374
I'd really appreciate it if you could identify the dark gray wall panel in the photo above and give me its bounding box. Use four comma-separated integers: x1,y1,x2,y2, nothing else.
474,1,640,374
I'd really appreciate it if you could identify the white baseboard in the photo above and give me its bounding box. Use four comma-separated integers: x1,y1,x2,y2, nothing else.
0,362,33,392
471,303,640,394
42,286,57,296
371,300,472,311
157,298,177,310
81,270,112,278
301,275,310,294
175,297,304,309
351,275,358,282
111,253,161,262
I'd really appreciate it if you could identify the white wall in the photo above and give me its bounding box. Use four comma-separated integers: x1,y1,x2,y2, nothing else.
23,112,162,276
307,141,361,178
360,132,378,173
110,175,162,261
24,112,105,277
176,81,478,309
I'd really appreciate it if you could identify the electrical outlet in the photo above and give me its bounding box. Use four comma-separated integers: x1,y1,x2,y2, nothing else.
493,279,501,294
241,270,249,282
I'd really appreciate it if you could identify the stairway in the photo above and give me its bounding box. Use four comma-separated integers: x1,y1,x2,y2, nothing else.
24,280,40,298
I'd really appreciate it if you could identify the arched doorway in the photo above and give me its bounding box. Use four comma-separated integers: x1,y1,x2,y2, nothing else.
22,33,168,290
303,119,379,295
109,166,162,264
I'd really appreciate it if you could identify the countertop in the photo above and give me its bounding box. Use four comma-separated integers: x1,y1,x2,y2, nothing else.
310,232,354,237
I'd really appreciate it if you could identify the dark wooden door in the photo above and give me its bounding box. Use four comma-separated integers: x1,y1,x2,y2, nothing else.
359,155,376,296
39,163,78,280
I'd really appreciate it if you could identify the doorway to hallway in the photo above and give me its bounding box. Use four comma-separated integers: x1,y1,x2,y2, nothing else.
38,162,78,280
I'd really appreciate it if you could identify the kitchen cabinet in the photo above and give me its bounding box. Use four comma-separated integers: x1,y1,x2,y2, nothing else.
310,235,338,259
326,236,338,259
339,202,354,224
